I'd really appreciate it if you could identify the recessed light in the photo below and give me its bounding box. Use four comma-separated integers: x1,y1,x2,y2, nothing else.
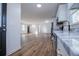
36,4,42,8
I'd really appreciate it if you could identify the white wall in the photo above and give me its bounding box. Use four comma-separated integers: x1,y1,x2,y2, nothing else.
29,23,51,34
6,3,21,55
39,23,51,33
21,19,55,34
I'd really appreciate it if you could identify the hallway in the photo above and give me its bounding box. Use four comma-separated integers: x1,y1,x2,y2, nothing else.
11,33,55,56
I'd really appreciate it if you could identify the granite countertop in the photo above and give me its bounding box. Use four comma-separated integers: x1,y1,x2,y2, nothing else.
54,30,79,56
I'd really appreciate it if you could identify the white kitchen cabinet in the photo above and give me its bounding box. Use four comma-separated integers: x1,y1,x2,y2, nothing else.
57,4,68,22
68,3,79,10
67,3,74,10
67,3,79,25
57,38,68,56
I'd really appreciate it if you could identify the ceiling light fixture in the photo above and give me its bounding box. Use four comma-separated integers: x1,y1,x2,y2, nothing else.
36,4,42,8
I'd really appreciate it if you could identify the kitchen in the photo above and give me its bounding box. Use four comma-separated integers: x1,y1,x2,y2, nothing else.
53,3,79,56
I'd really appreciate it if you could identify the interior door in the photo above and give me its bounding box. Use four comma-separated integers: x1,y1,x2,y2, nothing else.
51,22,53,36
0,3,7,56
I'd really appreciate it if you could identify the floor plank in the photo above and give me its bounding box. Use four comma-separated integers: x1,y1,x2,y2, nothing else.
11,33,55,56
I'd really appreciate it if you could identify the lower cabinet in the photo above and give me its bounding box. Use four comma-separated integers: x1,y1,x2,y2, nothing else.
57,38,68,56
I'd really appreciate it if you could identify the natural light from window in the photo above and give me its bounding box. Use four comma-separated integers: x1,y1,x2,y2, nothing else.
22,24,26,32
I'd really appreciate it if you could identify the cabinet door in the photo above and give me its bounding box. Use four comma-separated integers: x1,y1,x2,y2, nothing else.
57,4,68,22
68,3,79,10
57,38,68,56
57,38,62,56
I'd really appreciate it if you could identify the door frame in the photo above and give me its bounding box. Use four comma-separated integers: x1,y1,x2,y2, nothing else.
0,3,7,56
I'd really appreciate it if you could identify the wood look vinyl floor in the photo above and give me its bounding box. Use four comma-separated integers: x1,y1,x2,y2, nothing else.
11,33,55,56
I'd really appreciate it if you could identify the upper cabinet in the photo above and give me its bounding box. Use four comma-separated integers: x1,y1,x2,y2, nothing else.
67,3,79,24
56,3,79,24
68,3,79,10
57,4,68,22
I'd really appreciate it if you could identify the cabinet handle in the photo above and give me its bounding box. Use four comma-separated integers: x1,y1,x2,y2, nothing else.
3,29,6,31
57,49,62,56
57,49,61,51
3,25,6,27
58,54,62,56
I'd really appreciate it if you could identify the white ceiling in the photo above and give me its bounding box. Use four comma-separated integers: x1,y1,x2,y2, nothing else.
21,3,59,24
